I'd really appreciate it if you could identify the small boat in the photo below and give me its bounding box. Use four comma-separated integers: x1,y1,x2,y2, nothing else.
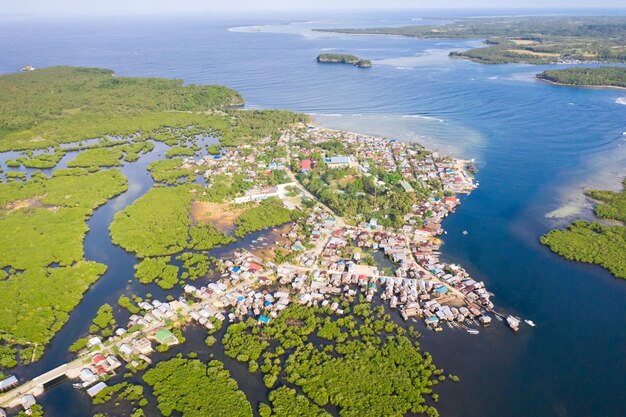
73,383,82,389
462,230,468,236
467,329,479,335
506,315,520,332
525,319,536,327
495,314,503,322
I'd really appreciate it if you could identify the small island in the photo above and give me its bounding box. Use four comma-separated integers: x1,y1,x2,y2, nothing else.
316,53,372,68
536,67,626,89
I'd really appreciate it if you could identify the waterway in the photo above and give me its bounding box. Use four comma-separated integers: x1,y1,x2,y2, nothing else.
0,9,625,417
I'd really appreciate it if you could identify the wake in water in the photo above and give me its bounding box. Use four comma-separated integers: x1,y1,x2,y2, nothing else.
616,97,626,105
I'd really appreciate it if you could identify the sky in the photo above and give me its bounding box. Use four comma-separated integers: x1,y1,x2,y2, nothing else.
2,0,626,17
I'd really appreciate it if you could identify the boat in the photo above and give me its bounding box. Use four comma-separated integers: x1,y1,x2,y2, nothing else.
467,329,479,335
525,319,536,327
73,383,83,389
506,315,520,332
462,230,468,236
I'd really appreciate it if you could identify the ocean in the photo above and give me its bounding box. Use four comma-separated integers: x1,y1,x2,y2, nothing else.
0,9,625,417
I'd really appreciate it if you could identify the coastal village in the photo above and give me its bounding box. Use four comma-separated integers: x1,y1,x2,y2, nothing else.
0,126,532,415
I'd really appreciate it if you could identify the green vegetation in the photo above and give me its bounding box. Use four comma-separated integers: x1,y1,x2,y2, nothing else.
234,197,300,238
318,16,626,64
17,150,66,169
143,357,253,417
265,386,331,417
110,183,236,257
189,224,236,250
147,158,195,184
68,147,124,168
0,169,126,364
223,303,443,417
297,159,429,227
165,146,196,158
537,67,626,88
17,404,44,417
134,257,180,289
110,185,195,257
0,66,242,151
177,253,211,280
90,303,116,337
316,54,372,68
118,295,140,314
541,180,626,279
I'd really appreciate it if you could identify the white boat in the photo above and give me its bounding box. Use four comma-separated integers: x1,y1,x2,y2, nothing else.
467,329,479,335
462,230,468,236
506,315,520,332
524,319,536,327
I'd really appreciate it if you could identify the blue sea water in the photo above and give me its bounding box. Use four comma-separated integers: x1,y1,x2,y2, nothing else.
1,9,625,417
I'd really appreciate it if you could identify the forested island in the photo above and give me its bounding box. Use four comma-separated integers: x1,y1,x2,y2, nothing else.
537,67,626,88
316,53,372,68
541,180,626,279
315,16,626,64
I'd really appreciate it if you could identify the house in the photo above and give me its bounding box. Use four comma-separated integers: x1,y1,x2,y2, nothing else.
154,329,179,345
132,338,153,355
79,368,97,384
92,354,106,367
20,394,36,410
301,159,312,172
325,156,352,168
87,382,108,398
247,263,263,273
120,343,135,357
0,375,18,392
87,336,102,347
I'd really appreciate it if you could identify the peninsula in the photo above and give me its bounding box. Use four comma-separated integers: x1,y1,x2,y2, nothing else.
316,53,372,68
0,66,524,417
537,67,626,89
315,16,626,65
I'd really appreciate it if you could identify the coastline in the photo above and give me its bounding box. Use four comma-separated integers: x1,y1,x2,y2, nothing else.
536,76,626,91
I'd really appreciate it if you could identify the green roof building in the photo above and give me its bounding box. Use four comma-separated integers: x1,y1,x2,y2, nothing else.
154,328,179,345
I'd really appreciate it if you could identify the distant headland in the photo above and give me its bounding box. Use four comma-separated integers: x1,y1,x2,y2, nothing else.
536,67,626,90
316,53,372,68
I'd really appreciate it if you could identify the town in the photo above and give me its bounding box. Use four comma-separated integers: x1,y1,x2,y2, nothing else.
0,126,530,415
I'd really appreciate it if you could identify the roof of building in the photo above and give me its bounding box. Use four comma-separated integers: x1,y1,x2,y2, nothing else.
301,159,311,170
327,156,351,164
87,382,108,397
0,376,18,390
399,180,415,193
154,328,177,344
